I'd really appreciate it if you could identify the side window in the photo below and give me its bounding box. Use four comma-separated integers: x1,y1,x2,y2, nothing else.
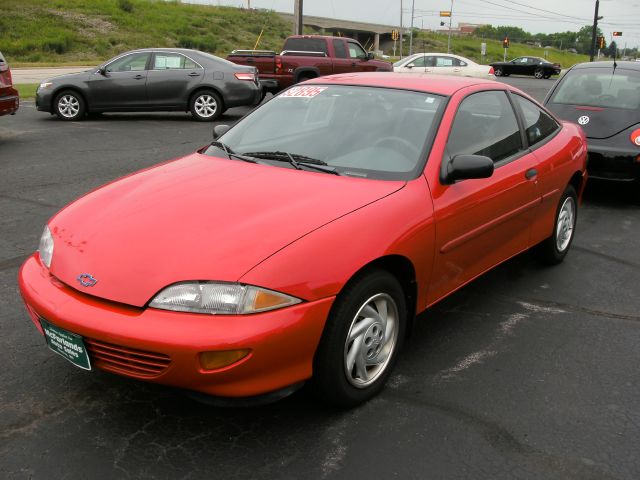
348,42,366,59
435,57,455,67
153,53,199,70
106,53,150,72
458,59,467,66
333,39,347,59
447,91,523,164
514,95,559,147
410,56,426,68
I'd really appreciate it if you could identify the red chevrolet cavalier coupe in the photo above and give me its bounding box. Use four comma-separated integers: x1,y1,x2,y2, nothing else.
19,73,587,407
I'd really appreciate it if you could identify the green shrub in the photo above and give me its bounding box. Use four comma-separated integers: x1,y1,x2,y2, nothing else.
118,0,134,13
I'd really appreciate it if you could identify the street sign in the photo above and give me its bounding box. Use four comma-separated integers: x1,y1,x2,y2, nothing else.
440,11,451,17
481,42,486,55
391,29,399,41
612,31,623,36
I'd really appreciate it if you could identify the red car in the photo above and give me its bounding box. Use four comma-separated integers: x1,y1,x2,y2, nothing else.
19,74,587,407
0,51,19,116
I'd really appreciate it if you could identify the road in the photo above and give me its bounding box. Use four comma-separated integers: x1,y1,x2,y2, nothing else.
12,67,94,84
1,77,639,480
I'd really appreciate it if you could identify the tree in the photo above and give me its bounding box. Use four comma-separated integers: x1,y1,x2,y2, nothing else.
604,41,617,58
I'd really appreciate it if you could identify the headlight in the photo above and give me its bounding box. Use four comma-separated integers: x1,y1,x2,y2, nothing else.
149,282,301,315
38,225,54,269
38,82,53,89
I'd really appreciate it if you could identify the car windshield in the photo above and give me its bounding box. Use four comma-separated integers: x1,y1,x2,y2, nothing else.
203,85,444,180
549,68,640,110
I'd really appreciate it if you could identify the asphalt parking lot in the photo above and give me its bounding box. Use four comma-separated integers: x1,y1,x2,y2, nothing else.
1,77,639,479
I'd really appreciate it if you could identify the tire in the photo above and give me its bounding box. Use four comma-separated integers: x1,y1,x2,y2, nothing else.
534,68,544,79
190,90,222,122
534,185,578,265
311,269,407,408
54,90,86,121
297,74,316,84
494,67,503,77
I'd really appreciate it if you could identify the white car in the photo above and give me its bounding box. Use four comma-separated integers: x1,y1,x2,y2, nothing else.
393,53,494,78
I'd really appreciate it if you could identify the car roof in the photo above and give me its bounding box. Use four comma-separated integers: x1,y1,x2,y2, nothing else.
305,72,498,96
570,60,640,71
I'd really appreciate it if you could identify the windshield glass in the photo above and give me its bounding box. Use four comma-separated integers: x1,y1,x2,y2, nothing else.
549,68,640,110
204,85,444,180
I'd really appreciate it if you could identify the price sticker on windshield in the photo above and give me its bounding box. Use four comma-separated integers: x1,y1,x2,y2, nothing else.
281,86,328,98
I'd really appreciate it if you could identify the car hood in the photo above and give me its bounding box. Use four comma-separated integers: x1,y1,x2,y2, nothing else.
546,103,639,139
48,153,404,307
46,70,94,84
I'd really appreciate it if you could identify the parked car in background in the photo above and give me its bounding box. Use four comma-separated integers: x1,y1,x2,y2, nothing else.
35,48,261,121
545,61,640,182
0,51,19,116
491,56,561,79
393,53,494,78
19,73,587,408
227,35,392,95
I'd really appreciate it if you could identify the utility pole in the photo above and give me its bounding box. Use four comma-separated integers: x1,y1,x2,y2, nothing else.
293,0,303,36
409,0,415,56
589,0,600,62
447,0,454,54
399,0,403,59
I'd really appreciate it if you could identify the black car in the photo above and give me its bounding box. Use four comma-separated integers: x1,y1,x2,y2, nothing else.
36,48,261,121
491,56,561,79
544,61,640,182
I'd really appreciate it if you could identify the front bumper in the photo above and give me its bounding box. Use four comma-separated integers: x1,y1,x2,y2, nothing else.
19,255,333,398
587,143,640,181
35,87,53,112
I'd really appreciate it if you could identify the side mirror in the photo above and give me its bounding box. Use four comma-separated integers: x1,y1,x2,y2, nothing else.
445,155,494,183
366,52,375,60
406,63,414,69
98,66,107,76
213,124,230,139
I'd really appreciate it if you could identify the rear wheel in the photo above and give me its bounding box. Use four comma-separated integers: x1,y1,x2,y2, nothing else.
534,185,578,265
534,68,544,79
311,270,406,408
190,90,222,121
297,74,316,84
54,91,86,121
493,67,503,77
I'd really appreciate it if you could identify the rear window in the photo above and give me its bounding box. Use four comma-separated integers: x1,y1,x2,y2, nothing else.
549,68,640,110
283,38,328,54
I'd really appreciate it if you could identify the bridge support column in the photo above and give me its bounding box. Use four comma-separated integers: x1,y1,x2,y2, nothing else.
374,33,380,53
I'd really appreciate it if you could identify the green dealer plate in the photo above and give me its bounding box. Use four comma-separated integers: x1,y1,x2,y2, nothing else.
40,319,92,371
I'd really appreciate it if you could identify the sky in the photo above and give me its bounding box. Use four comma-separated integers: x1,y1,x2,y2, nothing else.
184,0,640,49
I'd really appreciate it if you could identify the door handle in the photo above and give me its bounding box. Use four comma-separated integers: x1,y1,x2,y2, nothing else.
525,168,538,180
245,58,254,63
134,74,144,80
351,62,357,67
187,72,201,77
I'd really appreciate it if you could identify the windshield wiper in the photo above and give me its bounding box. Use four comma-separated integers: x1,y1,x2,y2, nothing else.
210,141,259,163
242,151,340,175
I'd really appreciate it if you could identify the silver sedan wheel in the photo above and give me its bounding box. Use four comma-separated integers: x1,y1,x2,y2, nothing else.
58,95,80,118
556,196,575,252
534,69,544,79
344,293,399,388
194,94,218,118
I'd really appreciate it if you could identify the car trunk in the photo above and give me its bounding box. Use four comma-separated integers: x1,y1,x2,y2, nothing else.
548,104,638,139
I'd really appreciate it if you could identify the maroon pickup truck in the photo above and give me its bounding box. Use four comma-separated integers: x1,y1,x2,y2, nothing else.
228,35,392,94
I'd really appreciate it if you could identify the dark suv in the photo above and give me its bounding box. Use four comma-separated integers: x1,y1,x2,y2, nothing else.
0,52,19,116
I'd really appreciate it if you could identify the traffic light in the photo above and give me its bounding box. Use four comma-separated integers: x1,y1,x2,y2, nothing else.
612,31,623,36
503,37,509,48
598,36,605,49
440,21,445,26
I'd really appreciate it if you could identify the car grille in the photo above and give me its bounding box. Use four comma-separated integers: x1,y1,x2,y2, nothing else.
84,338,171,378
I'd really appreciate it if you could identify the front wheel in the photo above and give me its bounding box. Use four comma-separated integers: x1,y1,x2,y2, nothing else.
534,68,545,79
494,67,503,77
190,90,222,121
534,185,578,265
311,270,407,408
54,91,86,121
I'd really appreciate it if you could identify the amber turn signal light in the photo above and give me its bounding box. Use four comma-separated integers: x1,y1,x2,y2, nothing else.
199,349,251,370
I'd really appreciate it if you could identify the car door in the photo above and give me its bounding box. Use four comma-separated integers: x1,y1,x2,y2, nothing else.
346,41,377,72
87,52,151,109
331,39,354,74
433,56,458,75
426,89,542,304
146,52,204,108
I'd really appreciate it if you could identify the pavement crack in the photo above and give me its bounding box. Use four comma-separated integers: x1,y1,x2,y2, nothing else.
573,244,640,270
0,254,29,272
0,193,61,209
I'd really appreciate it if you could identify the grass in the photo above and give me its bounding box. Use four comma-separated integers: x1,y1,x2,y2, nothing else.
1,0,591,68
15,83,39,99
